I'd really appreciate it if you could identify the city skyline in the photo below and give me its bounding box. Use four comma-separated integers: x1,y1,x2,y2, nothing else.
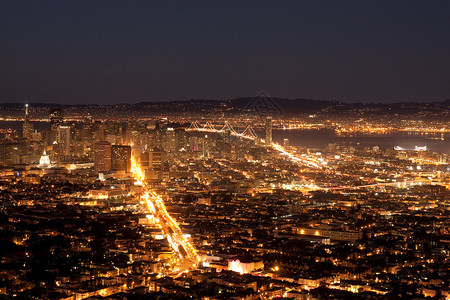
0,98,448,299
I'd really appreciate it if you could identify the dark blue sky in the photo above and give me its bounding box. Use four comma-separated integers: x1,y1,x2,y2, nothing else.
1,1,450,104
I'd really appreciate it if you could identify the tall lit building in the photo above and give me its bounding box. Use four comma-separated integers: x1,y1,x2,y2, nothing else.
162,127,176,152
148,148,165,169
50,108,64,130
22,104,34,140
283,138,289,149
140,148,165,168
94,141,112,174
265,116,272,145
143,148,165,180
140,151,150,167
57,126,71,156
202,135,209,158
111,145,131,172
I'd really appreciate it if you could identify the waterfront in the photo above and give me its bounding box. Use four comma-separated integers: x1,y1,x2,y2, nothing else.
272,129,450,154
1,121,448,153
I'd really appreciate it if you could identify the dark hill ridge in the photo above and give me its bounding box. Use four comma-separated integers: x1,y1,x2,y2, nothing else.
0,98,448,119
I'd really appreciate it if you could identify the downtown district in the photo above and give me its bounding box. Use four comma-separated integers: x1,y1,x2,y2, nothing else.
0,105,449,299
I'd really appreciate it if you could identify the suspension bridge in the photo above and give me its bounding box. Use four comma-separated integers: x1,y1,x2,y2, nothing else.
186,121,259,140
186,121,323,169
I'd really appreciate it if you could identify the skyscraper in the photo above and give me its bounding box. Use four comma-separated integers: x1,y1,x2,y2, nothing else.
50,108,64,130
57,126,71,156
22,104,33,140
148,148,165,169
162,127,176,152
143,148,165,180
111,145,131,172
265,116,272,145
94,141,112,174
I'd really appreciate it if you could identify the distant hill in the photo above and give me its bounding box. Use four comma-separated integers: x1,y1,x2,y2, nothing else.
0,98,448,120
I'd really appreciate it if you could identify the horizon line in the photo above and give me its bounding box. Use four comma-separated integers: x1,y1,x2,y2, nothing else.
0,97,449,107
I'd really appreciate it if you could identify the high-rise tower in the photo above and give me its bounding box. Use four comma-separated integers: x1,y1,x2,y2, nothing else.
22,104,34,140
50,108,64,130
25,104,29,122
94,141,112,174
162,127,176,152
111,145,131,172
57,126,71,156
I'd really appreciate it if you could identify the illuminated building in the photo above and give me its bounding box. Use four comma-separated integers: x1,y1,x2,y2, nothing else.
175,128,187,150
162,127,176,152
148,148,164,169
141,148,165,180
49,108,64,130
296,227,362,242
265,116,272,145
228,259,264,274
39,150,51,167
94,141,112,174
202,135,208,158
140,151,150,167
111,145,131,172
57,126,71,156
22,104,34,140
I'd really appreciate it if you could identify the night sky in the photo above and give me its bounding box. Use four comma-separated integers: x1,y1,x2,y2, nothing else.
1,1,450,104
